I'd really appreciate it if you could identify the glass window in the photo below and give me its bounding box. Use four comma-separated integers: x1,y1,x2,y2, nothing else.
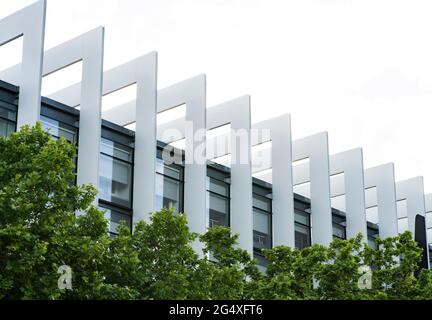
208,179,229,197
332,215,346,240
0,105,16,121
295,210,310,226
101,206,132,235
295,209,311,250
0,105,16,138
254,253,268,274
101,138,132,162
209,192,229,227
333,223,346,240
40,114,78,182
429,247,432,269
207,176,230,228
253,208,271,249
0,118,15,138
253,195,271,212
154,158,183,213
99,139,133,208
40,115,77,142
368,237,378,250
428,229,432,247
253,192,272,250
367,227,379,249
155,173,181,212
156,159,181,180
295,223,311,249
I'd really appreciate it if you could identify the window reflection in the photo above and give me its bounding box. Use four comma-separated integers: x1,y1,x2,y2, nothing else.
254,252,268,274
367,227,379,249
295,210,311,250
0,118,15,138
253,194,272,250
207,176,230,228
155,157,183,213
40,115,77,142
100,205,132,236
429,247,432,269
332,214,346,240
0,105,16,138
99,138,133,208
155,174,181,212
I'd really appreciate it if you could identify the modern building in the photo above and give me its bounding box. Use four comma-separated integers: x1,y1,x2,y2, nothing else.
0,1,431,270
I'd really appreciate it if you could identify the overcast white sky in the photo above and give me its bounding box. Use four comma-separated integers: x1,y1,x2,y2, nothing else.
1,0,432,192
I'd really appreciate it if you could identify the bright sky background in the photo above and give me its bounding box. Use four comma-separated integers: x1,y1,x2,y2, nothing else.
1,0,432,192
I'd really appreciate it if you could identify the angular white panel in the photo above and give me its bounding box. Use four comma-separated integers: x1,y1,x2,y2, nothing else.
0,0,46,128
253,116,294,248
291,148,367,240
157,96,254,253
396,177,426,234
206,96,253,254
292,132,333,246
200,115,295,248
2,28,105,204
48,53,158,224
329,149,367,240
157,75,207,254
364,164,398,239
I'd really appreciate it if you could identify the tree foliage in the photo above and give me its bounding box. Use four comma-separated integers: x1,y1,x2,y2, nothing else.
1,124,432,300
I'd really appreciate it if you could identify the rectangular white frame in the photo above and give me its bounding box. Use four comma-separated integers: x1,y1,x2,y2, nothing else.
105,93,253,252
251,116,295,247
157,75,207,253
47,53,158,223
0,0,46,128
293,148,368,241
179,114,295,248
205,96,253,253
328,149,367,240
364,163,399,239
292,133,333,246
2,28,105,204
235,128,334,247
396,177,429,264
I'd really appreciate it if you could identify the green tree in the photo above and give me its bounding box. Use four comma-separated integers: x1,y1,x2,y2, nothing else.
0,123,257,300
102,210,260,300
256,232,432,300
361,231,431,299
197,226,260,299
253,244,327,300
316,235,367,300
0,124,130,299
1,123,432,300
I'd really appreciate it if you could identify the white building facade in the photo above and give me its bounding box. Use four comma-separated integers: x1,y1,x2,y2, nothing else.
0,1,430,269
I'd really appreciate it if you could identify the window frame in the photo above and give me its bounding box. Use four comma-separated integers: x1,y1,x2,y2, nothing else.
294,198,312,250
40,114,78,143
332,212,347,240
99,201,133,236
99,137,135,210
155,143,185,213
207,165,231,228
99,124,135,235
367,225,379,249
0,91,18,138
155,156,185,213
252,191,272,251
